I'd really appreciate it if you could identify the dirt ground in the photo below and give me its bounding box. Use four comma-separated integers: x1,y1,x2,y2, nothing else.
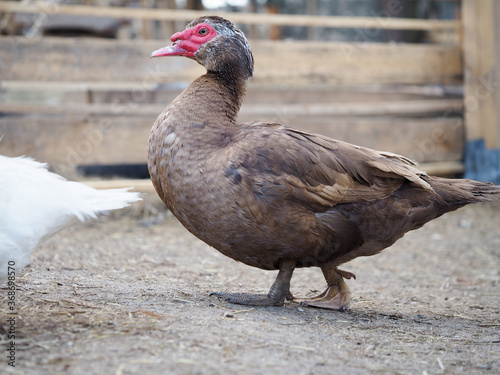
1,195,499,375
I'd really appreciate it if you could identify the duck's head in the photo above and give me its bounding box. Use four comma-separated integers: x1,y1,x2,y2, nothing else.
151,16,254,80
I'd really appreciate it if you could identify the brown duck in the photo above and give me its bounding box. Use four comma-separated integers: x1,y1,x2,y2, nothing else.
148,16,500,310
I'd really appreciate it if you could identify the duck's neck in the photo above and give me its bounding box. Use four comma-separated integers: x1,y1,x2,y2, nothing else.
173,71,248,128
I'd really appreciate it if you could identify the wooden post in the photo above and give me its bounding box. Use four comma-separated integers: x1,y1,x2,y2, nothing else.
141,0,151,39
307,0,318,40
158,0,178,40
462,0,500,183
267,4,281,40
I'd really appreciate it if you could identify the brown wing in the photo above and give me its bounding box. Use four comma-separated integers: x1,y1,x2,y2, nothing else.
228,122,432,212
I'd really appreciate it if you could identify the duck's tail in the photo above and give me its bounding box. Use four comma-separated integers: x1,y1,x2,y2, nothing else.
426,176,500,208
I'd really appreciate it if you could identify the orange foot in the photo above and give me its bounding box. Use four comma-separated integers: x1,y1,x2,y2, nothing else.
294,267,355,311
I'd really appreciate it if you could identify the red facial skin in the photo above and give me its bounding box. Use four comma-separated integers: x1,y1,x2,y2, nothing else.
151,23,217,58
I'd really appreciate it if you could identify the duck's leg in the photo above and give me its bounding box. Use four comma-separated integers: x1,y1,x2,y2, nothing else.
211,259,296,306
294,265,355,311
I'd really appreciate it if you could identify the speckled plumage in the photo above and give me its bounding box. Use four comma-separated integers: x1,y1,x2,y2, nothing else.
148,16,500,310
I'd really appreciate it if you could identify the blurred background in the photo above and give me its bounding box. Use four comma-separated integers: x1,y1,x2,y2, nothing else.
1,0,499,190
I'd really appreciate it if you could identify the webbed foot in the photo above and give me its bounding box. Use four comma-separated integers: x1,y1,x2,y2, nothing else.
294,266,355,311
210,259,296,308
210,291,285,306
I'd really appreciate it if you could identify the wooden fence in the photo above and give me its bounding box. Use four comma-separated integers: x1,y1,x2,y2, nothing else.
0,0,499,189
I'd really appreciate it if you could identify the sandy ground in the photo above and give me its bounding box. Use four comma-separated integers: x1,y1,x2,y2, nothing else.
1,196,499,375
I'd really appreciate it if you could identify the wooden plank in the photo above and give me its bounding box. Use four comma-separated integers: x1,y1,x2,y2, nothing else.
252,41,462,86
0,116,464,167
83,179,156,193
0,116,153,167
0,99,464,117
1,81,161,91
241,100,463,117
477,0,499,150
462,0,500,183
1,81,462,102
0,2,460,31
1,37,204,83
0,37,463,85
418,161,464,176
461,0,481,140
462,0,500,148
495,1,500,150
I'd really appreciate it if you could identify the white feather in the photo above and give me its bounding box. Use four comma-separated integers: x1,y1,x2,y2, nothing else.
0,155,142,283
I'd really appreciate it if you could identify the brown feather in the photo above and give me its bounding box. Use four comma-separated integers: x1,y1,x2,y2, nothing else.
148,16,500,306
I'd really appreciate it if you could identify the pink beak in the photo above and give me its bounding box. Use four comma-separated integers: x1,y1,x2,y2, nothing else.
151,39,190,58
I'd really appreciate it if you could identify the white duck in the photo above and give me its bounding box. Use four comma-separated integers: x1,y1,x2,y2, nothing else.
0,155,142,283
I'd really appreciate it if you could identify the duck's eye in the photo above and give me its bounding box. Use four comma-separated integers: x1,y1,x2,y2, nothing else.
198,28,208,36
